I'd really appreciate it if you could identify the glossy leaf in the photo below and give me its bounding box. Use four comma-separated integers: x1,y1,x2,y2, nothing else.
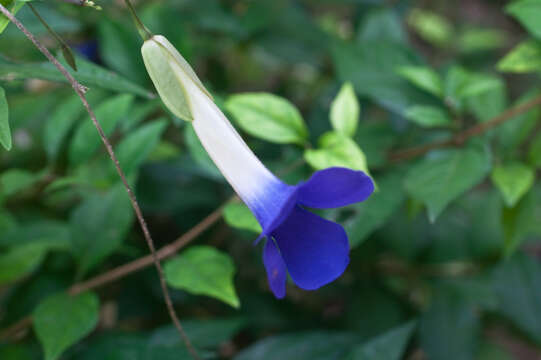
404,105,452,128
71,184,134,276
404,145,492,222
225,93,308,145
33,292,99,360
497,40,541,73
330,82,360,137
491,162,534,207
0,86,10,150
69,94,133,165
506,0,541,39
165,246,240,308
345,321,416,360
223,201,262,233
396,66,443,97
305,132,369,175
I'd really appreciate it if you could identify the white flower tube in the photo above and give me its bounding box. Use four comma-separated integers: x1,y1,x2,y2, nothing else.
142,36,294,229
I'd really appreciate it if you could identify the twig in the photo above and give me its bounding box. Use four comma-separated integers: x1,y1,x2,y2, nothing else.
0,4,199,359
389,93,541,162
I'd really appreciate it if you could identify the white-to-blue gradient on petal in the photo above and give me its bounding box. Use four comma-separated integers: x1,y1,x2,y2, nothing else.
170,57,294,231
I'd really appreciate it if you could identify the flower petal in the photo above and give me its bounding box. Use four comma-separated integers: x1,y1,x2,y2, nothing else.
272,206,349,290
298,167,374,209
263,239,287,298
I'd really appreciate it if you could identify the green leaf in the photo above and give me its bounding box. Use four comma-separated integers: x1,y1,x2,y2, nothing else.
492,253,541,344
345,321,417,360
0,0,24,34
501,184,541,256
305,132,369,175
33,292,100,360
0,243,51,285
444,67,503,111
0,86,10,150
114,119,167,175
491,162,535,207
458,28,507,54
357,8,406,44
71,184,134,276
235,331,359,360
344,170,406,248
407,8,453,47
404,145,492,222
497,39,541,73
330,82,360,137
0,57,153,99
506,0,541,39
0,168,40,201
528,133,541,168
165,246,240,308
404,105,452,128
396,66,443,97
0,220,70,247
69,94,133,165
225,93,308,145
223,201,262,233
43,95,85,160
419,288,480,360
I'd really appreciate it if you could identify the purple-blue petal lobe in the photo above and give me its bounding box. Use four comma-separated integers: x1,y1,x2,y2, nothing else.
271,206,350,291
297,167,374,209
263,239,287,298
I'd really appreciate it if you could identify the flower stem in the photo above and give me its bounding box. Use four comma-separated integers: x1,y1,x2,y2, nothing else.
122,0,152,41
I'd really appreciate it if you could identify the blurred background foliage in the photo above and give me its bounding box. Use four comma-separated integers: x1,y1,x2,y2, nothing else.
1,0,541,359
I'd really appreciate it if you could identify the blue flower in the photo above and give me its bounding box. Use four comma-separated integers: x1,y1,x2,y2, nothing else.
141,35,375,298
253,167,374,298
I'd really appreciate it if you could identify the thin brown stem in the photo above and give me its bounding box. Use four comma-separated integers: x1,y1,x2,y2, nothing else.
389,93,541,162
0,4,199,359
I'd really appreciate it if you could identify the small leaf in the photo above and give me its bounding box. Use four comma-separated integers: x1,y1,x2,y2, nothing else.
506,0,541,39
304,132,369,175
345,321,417,360
396,66,443,97
33,292,100,360
0,169,40,201
164,246,240,308
407,8,453,47
69,94,133,165
114,119,167,175
44,95,85,160
491,162,535,207
497,40,541,73
0,86,11,150
404,145,491,222
0,0,25,34
458,28,507,53
0,244,50,285
330,82,360,137
61,44,77,72
71,184,134,276
223,202,262,233
404,105,452,128
225,93,308,145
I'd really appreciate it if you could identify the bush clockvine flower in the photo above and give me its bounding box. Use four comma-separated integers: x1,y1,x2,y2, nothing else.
141,35,375,298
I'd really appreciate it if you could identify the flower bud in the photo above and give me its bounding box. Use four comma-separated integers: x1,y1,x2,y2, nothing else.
141,35,212,121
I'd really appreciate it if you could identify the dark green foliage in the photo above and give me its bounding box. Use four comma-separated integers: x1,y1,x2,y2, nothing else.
1,1,540,359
